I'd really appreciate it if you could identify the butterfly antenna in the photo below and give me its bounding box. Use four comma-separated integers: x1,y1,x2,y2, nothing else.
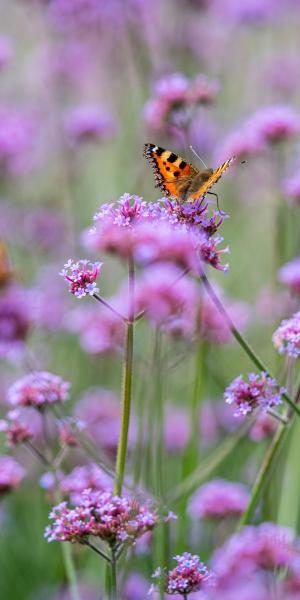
189,145,208,169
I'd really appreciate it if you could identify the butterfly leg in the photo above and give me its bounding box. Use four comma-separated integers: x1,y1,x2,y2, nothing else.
207,191,221,213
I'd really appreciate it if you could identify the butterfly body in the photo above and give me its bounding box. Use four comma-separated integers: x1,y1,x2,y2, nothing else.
143,143,234,202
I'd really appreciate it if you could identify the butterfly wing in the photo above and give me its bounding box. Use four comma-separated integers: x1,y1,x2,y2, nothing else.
0,240,12,287
189,157,235,200
143,143,198,198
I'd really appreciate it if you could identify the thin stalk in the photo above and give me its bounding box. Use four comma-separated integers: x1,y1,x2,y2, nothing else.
185,339,207,469
169,419,252,504
53,484,81,600
84,541,110,562
114,259,135,495
93,293,127,322
237,416,289,530
152,328,164,497
25,441,51,467
60,544,81,600
110,549,117,600
200,272,300,418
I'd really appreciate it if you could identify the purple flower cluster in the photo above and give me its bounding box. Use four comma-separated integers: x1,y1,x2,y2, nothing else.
135,263,197,332
59,464,113,504
85,194,228,273
60,259,102,298
224,372,284,416
217,105,300,161
283,173,300,203
151,552,210,596
273,311,300,358
212,522,297,582
278,257,300,294
7,371,70,409
67,304,124,354
64,104,115,146
0,409,33,447
0,105,38,176
75,387,135,453
0,285,32,359
188,479,249,521
144,72,218,135
0,455,26,493
45,490,158,546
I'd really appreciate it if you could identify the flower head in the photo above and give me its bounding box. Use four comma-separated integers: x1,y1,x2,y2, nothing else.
151,552,211,596
45,490,158,546
64,104,115,146
60,464,113,504
247,105,300,145
273,311,300,358
212,522,297,583
0,455,26,493
283,173,300,204
0,409,33,447
278,257,300,294
144,72,218,136
86,194,228,272
7,371,70,409
0,285,32,359
60,259,102,298
188,479,249,520
224,372,284,416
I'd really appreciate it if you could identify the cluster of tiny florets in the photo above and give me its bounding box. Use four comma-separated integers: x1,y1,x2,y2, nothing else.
272,311,300,358
60,259,102,298
224,372,284,416
45,490,158,546
151,552,211,596
7,371,70,409
86,194,228,272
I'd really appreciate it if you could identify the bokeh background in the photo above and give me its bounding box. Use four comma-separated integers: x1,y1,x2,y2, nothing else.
1,1,300,598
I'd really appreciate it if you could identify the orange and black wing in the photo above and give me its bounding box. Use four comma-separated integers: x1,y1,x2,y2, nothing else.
143,143,198,198
190,157,235,200
0,240,13,287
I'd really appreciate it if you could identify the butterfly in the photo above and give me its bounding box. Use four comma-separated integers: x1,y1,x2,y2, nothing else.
143,143,235,203
0,240,13,287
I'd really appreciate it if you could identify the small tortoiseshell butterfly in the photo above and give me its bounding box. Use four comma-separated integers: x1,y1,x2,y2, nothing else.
0,240,13,287
143,143,235,202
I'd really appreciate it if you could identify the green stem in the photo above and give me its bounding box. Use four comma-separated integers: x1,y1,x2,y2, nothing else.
53,485,81,600
114,259,135,495
186,339,207,469
110,549,117,600
237,418,289,529
60,543,81,600
200,272,300,418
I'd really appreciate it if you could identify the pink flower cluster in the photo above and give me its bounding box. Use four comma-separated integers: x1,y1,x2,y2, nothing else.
224,372,284,416
60,259,102,298
67,304,124,354
0,285,32,359
85,194,228,272
151,552,211,596
0,455,26,493
144,72,218,134
278,257,300,294
212,522,297,583
273,311,300,358
59,463,113,504
135,264,197,333
0,409,33,447
283,173,300,204
188,479,249,520
64,104,115,146
217,105,300,161
0,105,38,176
45,490,158,546
7,371,70,409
